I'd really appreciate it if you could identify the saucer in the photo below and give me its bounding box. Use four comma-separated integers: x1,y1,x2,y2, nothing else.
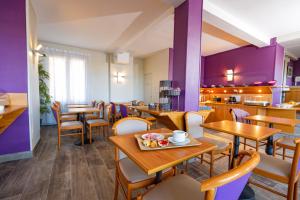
168,137,191,146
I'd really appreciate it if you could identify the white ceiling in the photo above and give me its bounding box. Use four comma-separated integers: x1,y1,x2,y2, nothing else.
207,0,300,58
32,0,244,57
32,0,300,58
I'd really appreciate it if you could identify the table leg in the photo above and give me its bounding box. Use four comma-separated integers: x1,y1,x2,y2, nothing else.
231,135,255,200
265,123,274,155
154,171,163,184
74,113,93,145
231,135,240,169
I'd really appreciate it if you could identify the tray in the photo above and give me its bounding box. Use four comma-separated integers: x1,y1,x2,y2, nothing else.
135,133,201,151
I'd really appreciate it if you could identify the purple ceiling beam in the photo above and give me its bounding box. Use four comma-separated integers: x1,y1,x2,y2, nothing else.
172,0,203,111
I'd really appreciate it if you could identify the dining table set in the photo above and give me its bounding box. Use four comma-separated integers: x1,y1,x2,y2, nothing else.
109,113,300,200
66,104,99,145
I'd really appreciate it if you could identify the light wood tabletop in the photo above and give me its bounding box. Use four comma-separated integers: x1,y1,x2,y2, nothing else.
244,115,300,127
67,104,91,108
201,120,281,141
109,128,216,175
68,107,99,114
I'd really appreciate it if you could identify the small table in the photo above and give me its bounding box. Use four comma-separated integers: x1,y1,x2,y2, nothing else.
67,104,91,108
109,128,216,183
244,115,300,128
201,120,281,159
68,107,99,145
201,120,281,200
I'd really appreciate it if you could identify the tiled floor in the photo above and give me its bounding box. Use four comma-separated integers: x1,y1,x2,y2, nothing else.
0,125,298,200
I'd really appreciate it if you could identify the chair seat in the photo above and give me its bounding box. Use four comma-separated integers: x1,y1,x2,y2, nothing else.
86,119,109,126
119,157,171,183
61,121,83,130
144,116,156,121
254,153,291,181
143,174,204,200
277,137,296,148
85,113,99,120
61,112,75,116
196,137,229,150
61,115,77,121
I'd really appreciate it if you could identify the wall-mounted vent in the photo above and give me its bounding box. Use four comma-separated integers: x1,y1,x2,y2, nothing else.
113,52,130,64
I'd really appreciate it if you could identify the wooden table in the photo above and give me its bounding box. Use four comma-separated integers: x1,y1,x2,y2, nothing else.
67,104,91,108
68,107,99,145
201,120,281,158
132,106,214,131
201,120,281,200
244,115,300,128
109,128,216,183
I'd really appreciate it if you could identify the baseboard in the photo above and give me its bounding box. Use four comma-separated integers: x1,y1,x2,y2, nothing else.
0,151,33,163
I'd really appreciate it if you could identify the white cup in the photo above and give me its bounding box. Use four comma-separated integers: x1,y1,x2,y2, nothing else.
0,105,4,113
173,130,188,143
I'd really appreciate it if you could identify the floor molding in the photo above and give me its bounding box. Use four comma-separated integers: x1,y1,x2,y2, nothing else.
0,151,32,163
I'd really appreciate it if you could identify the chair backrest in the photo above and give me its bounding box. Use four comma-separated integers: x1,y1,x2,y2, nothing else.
112,117,151,160
138,101,145,106
51,104,61,127
201,150,260,200
103,104,111,122
120,104,128,118
91,100,97,107
290,139,300,184
110,102,116,114
230,108,249,123
185,112,204,138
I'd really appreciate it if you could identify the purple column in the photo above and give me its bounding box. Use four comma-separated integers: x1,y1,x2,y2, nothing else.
172,0,203,111
0,0,30,156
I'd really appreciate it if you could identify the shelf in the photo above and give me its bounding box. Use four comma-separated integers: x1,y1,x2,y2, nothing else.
0,106,27,134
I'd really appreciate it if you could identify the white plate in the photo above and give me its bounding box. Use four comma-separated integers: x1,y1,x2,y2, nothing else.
141,133,164,140
168,137,191,146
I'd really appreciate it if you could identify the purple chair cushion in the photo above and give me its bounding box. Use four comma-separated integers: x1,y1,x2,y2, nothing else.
215,172,252,200
120,105,128,117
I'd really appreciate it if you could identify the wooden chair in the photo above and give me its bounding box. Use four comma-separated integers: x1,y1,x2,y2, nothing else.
251,139,300,200
53,101,77,121
111,102,122,122
185,112,232,177
51,105,84,149
86,104,111,144
230,108,266,151
85,101,103,121
112,117,174,200
137,150,260,200
273,136,299,160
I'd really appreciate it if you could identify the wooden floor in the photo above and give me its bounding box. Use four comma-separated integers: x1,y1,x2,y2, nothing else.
0,125,299,200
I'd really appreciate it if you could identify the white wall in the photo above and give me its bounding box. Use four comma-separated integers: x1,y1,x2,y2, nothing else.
26,0,40,150
110,57,144,102
143,49,169,103
40,41,110,103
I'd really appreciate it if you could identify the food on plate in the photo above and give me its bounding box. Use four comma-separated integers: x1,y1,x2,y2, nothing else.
142,139,151,147
150,140,158,148
141,133,164,140
158,139,169,147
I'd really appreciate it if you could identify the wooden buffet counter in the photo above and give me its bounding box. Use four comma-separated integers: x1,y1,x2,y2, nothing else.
0,105,27,134
132,106,214,131
200,102,299,133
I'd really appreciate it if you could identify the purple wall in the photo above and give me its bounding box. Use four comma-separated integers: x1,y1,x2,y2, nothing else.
0,0,30,155
203,45,283,86
172,0,203,111
168,48,174,80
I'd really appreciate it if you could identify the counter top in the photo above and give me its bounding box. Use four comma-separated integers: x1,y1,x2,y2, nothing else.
200,102,300,111
0,105,27,116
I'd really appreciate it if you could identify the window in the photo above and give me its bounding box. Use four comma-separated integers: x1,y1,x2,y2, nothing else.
48,54,86,105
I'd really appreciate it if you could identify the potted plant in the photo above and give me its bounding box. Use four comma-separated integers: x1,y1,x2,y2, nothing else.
39,61,51,125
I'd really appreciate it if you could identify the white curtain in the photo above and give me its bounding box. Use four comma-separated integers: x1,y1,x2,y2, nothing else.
42,47,88,124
